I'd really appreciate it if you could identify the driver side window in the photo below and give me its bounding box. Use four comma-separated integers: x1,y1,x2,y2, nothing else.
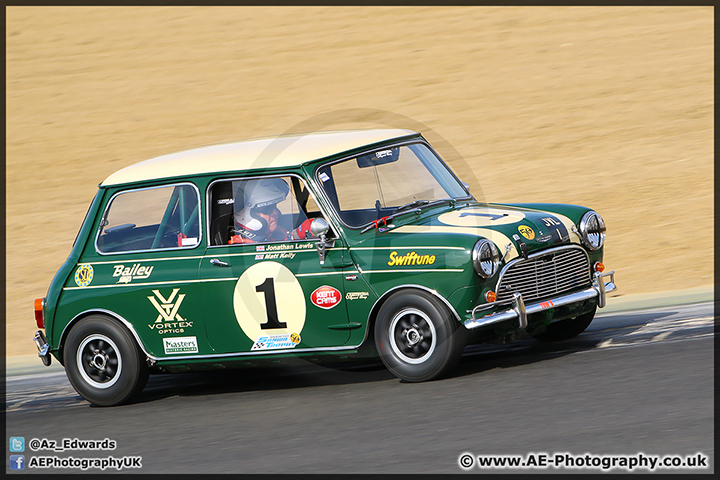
208,175,324,246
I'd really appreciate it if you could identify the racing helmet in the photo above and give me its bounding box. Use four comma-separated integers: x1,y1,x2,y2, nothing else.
233,178,290,239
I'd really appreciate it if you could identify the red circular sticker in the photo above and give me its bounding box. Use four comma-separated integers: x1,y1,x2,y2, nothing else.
311,286,342,310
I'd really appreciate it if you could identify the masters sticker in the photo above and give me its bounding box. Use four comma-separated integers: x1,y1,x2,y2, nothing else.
74,264,94,287
518,225,535,240
163,336,198,354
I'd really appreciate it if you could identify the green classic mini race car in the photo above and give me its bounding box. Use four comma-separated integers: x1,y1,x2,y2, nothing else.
33,129,616,406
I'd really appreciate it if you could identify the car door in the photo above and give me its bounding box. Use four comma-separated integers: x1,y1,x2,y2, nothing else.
199,174,353,355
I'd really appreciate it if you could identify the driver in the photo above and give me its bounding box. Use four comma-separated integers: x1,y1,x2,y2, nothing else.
229,178,291,244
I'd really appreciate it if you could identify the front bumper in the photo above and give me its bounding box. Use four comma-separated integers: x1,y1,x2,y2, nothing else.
464,270,616,330
34,330,52,366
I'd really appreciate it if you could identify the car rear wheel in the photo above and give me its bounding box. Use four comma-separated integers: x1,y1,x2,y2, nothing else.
532,306,597,341
374,291,465,382
64,315,149,406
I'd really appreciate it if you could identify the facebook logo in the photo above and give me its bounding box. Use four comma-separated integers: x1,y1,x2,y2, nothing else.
9,437,25,452
9,455,25,470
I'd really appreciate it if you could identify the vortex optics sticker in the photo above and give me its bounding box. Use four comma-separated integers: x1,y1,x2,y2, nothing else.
74,264,94,287
311,286,342,309
518,225,535,240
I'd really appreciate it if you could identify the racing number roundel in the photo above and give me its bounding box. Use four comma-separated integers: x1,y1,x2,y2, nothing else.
438,207,525,227
233,262,306,342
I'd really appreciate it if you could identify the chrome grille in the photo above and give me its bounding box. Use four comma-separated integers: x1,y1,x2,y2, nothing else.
496,247,591,303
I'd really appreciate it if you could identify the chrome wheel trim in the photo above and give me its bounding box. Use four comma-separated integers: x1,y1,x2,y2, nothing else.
76,334,123,389
388,308,437,365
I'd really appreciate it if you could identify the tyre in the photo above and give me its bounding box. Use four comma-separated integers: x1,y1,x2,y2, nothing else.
63,315,149,406
374,291,465,382
532,306,597,342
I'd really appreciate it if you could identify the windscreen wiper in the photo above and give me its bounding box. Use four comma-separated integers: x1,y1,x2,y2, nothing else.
392,200,429,215
360,198,458,233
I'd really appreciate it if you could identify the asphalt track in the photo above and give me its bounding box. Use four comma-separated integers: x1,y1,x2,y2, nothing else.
6,301,714,474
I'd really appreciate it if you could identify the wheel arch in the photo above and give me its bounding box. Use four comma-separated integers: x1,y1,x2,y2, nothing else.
58,309,150,366
362,284,462,350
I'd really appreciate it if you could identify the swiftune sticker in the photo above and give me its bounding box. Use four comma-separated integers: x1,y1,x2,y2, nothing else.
74,264,94,287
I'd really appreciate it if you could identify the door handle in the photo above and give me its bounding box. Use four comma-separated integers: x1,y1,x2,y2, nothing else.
210,258,230,267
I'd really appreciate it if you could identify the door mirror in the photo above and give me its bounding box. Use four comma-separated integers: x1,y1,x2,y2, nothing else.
310,217,330,238
310,218,333,265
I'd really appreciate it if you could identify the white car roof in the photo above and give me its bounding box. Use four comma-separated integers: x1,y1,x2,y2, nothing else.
101,129,417,186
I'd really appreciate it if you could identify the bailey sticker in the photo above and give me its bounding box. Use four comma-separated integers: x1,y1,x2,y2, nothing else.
113,263,154,284
311,285,342,309
74,264,94,287
251,333,301,350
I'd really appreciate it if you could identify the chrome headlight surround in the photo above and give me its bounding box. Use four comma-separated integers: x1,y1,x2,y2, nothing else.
578,211,606,250
472,239,500,278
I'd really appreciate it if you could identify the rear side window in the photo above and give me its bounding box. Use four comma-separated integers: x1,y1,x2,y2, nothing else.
96,184,200,254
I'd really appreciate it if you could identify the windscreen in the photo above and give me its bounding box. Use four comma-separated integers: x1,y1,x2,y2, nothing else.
317,143,469,227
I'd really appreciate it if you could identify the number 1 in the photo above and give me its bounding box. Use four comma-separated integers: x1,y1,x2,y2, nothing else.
256,277,287,329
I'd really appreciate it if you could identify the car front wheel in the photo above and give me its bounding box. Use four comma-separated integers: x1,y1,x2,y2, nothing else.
374,291,465,382
63,315,149,406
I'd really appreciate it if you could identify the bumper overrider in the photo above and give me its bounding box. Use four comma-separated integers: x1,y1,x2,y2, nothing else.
465,270,616,330
33,330,52,366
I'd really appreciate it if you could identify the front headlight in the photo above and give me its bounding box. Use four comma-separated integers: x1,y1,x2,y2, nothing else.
472,239,500,278
578,211,606,250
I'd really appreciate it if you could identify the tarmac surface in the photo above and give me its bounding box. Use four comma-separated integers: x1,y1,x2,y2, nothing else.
6,297,714,474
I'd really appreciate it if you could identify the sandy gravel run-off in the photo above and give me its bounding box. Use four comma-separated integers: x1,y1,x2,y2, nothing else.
5,7,713,356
